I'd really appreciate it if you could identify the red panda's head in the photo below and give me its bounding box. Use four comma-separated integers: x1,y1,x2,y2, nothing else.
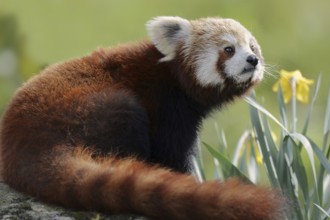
147,16,264,92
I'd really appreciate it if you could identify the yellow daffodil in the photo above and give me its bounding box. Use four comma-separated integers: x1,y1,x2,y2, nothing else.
272,70,314,104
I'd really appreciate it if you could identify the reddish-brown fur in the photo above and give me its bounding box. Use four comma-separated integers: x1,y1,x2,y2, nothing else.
0,41,285,219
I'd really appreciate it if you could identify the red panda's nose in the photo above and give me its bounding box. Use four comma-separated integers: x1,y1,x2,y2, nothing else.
246,55,259,67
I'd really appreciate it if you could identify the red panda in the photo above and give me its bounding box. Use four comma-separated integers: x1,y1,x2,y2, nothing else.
0,16,285,219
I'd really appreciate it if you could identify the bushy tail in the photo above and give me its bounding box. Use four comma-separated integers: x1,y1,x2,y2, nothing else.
4,146,286,220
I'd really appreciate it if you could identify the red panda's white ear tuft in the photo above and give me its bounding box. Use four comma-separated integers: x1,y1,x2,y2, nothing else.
146,16,191,62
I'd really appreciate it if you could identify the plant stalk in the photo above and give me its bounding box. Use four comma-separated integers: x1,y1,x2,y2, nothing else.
291,77,297,133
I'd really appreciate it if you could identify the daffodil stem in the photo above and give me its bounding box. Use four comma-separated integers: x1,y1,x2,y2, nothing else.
291,77,297,133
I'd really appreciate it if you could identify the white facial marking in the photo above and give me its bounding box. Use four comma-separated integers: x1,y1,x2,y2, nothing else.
252,64,264,82
195,47,224,87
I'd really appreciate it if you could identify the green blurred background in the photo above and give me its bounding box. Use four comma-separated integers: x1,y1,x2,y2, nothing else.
0,0,329,174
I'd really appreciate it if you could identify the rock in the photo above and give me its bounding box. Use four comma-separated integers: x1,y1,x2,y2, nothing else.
0,182,148,220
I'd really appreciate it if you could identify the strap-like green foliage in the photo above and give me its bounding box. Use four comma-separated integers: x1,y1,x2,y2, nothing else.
199,75,330,220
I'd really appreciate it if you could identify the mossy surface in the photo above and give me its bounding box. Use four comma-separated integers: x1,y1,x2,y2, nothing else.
0,182,148,220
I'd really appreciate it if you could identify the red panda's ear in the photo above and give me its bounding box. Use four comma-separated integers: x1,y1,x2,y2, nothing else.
146,16,191,62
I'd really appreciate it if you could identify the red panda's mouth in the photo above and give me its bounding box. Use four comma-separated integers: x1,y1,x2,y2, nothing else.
241,66,256,75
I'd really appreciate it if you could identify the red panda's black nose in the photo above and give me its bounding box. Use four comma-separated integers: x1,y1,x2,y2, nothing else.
246,55,259,67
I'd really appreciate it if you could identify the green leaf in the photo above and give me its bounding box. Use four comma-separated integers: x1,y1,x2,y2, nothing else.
247,97,280,187
276,138,287,187
288,133,324,219
244,96,289,134
307,138,330,174
192,156,204,183
314,203,330,220
301,74,321,136
249,140,260,183
276,85,289,129
238,145,248,174
283,136,310,213
288,133,318,187
283,153,305,220
323,86,330,152
307,136,330,206
213,122,228,154
261,113,279,159
194,140,206,181
232,130,250,166
203,142,251,183
213,156,222,180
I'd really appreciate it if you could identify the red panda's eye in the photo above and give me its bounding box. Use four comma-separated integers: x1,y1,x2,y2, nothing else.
224,46,235,55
